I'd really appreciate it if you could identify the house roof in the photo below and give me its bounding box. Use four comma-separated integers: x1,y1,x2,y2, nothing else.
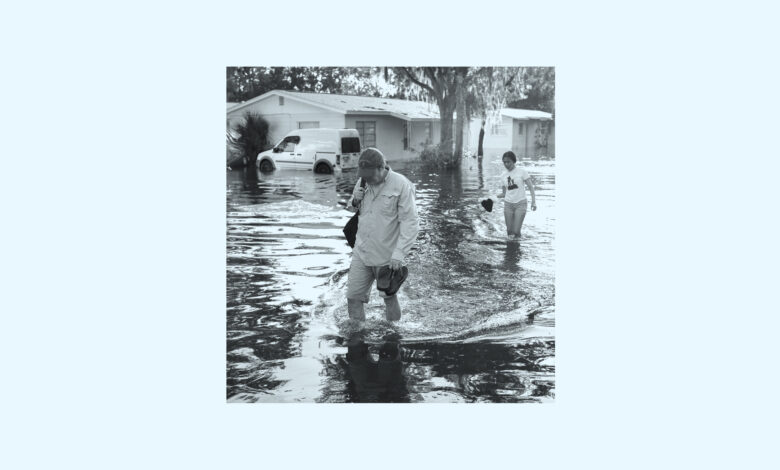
501,108,553,121
227,90,440,121
227,91,552,123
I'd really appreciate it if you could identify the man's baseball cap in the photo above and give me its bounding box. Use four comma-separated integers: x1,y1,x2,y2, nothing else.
357,148,386,177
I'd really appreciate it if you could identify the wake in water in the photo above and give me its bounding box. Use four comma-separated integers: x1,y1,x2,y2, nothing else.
230,196,555,346
310,248,554,345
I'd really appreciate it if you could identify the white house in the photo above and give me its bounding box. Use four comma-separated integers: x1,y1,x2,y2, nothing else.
466,108,555,160
227,90,442,161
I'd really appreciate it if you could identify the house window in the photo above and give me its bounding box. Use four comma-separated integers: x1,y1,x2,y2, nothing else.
355,121,376,148
424,122,433,144
298,121,319,129
278,96,284,106
539,122,549,134
518,123,524,135
403,122,409,150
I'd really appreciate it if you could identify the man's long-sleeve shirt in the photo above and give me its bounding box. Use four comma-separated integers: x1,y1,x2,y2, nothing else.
346,169,418,266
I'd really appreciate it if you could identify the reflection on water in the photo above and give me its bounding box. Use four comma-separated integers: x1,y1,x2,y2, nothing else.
227,156,555,403
337,333,409,403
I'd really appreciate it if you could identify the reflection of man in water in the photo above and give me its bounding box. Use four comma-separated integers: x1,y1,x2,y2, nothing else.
346,148,419,322
343,334,408,403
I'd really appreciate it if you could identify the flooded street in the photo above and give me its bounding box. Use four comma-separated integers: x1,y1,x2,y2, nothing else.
226,157,555,403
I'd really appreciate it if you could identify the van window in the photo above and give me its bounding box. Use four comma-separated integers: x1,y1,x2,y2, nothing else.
341,137,361,154
279,135,300,152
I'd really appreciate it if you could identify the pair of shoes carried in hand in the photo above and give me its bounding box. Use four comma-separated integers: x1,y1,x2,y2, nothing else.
377,265,408,296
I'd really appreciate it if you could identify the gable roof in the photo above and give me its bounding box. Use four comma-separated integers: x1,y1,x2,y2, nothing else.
501,108,553,121
227,90,440,121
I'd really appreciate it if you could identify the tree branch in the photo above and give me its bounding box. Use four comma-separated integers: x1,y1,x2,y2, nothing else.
425,67,446,100
401,67,440,101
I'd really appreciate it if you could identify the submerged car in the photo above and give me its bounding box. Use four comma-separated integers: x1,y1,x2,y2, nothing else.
256,128,362,174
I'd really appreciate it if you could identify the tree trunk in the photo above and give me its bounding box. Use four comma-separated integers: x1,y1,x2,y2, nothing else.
478,120,485,154
438,97,455,160
454,71,466,163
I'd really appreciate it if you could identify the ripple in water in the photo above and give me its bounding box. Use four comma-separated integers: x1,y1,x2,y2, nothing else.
227,160,555,402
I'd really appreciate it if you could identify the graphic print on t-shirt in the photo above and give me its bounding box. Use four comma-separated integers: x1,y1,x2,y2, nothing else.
507,175,519,190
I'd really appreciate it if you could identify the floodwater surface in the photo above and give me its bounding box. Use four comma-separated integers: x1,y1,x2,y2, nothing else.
227,156,555,402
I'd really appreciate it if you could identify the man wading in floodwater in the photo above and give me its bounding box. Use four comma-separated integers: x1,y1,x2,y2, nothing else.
346,148,419,322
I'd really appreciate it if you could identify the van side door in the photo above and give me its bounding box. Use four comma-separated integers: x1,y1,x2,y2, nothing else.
275,136,300,168
292,135,310,167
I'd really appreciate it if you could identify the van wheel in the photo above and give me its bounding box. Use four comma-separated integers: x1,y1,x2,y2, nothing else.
315,162,332,174
259,159,274,173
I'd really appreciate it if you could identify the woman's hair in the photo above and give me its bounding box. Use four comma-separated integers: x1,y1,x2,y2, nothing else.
502,151,517,163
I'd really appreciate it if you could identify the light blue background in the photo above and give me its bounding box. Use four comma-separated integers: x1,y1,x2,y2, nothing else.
2,1,778,468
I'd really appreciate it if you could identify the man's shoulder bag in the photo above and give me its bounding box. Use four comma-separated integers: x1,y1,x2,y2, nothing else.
342,178,367,248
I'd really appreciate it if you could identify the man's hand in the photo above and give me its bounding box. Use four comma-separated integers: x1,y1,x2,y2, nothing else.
389,259,403,272
352,187,365,205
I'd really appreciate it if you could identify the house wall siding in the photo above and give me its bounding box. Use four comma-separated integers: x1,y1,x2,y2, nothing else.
474,115,513,159
511,119,528,158
522,121,555,158
466,116,555,160
546,122,555,157
227,96,345,146
409,120,437,152
346,114,420,161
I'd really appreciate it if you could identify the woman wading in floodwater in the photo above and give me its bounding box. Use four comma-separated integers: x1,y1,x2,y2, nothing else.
496,151,536,239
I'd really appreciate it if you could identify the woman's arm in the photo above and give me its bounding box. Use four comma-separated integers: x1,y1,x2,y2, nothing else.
525,177,536,210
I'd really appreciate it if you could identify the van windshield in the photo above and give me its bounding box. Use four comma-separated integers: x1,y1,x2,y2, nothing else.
341,137,361,153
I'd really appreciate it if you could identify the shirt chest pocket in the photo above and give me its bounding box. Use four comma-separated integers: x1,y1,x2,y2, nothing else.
378,193,399,217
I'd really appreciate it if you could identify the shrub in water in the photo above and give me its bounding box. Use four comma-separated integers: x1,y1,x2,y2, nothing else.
229,112,270,167
419,143,458,169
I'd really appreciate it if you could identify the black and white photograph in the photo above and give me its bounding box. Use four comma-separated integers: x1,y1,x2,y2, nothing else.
6,1,779,468
226,67,556,402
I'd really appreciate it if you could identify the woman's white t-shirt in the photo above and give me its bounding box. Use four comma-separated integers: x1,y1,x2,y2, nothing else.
499,166,531,203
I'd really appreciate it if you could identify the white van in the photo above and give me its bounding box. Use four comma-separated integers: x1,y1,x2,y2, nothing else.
256,128,362,174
